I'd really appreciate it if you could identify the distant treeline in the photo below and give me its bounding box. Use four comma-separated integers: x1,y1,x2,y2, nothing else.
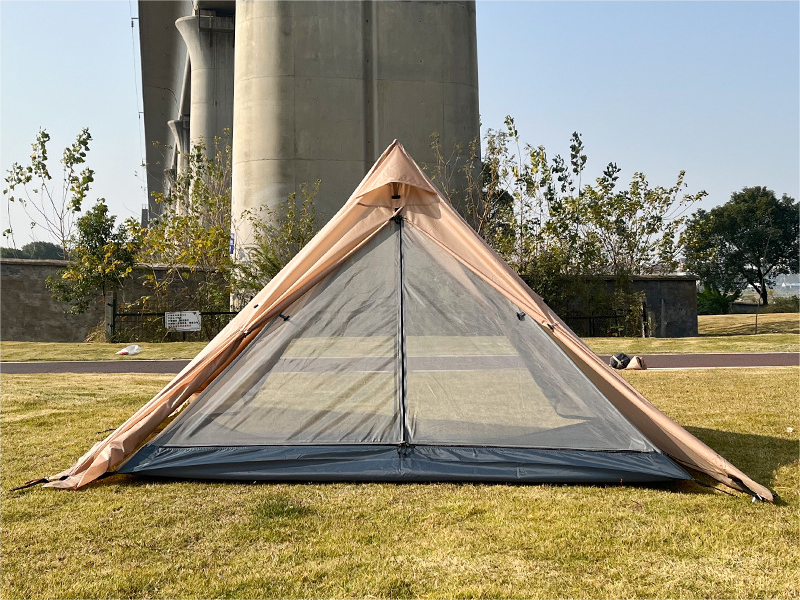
1,241,65,260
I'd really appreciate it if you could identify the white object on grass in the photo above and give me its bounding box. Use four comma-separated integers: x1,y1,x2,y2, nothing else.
116,344,143,356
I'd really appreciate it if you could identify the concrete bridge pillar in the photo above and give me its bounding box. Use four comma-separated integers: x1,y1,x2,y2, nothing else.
175,13,235,152
230,0,480,257
167,117,190,174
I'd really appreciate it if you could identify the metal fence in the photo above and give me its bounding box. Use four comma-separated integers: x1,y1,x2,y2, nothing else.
111,310,238,343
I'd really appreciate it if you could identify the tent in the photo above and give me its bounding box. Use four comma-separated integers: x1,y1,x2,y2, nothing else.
45,142,772,501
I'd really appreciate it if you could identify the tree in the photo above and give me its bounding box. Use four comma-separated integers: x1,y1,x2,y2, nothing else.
3,128,95,259
137,137,235,314
426,117,707,335
22,241,66,259
137,135,321,320
234,181,321,299
46,200,139,314
683,187,799,306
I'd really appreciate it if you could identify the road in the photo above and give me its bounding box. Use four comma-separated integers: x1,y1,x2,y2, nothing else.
1,353,798,374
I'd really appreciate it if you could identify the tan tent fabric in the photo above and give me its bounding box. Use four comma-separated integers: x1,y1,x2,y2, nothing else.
45,141,773,501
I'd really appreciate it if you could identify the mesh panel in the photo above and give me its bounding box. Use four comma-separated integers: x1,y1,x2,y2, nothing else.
402,225,654,451
144,219,656,454
152,225,401,446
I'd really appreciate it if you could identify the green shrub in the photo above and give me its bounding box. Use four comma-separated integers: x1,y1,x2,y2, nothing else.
697,286,739,315
763,295,800,313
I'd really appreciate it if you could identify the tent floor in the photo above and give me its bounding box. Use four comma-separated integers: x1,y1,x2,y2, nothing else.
119,444,690,484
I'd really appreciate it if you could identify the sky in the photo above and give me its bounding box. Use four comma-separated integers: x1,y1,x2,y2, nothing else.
1,0,798,248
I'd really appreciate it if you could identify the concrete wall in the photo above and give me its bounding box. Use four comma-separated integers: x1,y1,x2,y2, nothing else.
631,275,699,338
0,259,221,343
2,259,699,342
560,275,699,338
1,259,106,342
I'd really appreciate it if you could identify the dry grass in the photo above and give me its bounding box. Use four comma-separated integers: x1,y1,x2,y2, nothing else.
0,341,206,362
587,313,799,355
698,312,799,336
1,369,797,599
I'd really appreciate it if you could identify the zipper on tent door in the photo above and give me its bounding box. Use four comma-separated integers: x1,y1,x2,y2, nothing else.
394,214,409,446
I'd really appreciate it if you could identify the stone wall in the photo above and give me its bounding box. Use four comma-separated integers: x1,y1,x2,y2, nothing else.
559,274,699,338
1,259,699,342
631,275,699,337
1,259,104,342
0,259,221,343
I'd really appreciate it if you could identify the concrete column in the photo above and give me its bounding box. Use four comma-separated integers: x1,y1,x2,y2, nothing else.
167,117,191,213
374,0,480,186
175,13,235,152
231,1,369,255
138,0,194,218
167,117,191,174
230,0,479,258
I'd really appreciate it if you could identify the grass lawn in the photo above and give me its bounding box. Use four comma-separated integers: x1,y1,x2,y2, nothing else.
585,332,799,355
1,368,797,599
698,312,798,336
0,341,208,362
586,312,798,355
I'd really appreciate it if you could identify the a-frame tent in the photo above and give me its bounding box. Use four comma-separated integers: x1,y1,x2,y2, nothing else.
45,142,772,501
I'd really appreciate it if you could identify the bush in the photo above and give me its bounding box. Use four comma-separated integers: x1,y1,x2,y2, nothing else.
763,295,800,313
697,286,739,315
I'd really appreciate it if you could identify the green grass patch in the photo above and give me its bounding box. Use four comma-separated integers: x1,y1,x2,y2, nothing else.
1,369,797,598
585,333,798,355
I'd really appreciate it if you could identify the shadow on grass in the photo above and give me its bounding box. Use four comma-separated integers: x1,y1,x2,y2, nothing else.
685,425,798,491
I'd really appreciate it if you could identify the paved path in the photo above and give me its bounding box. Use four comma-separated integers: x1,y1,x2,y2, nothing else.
1,353,798,374
599,352,800,369
1,360,192,374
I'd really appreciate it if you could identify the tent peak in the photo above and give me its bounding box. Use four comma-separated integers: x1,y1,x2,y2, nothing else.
352,140,440,202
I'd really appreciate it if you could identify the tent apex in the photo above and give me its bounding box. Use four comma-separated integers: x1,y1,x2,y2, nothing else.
353,140,440,201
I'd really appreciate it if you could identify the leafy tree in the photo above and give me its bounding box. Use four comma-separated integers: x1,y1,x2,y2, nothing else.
683,187,799,306
136,135,321,318
46,200,139,314
696,284,741,315
25,241,65,259
427,117,707,335
0,247,24,259
3,128,95,258
234,181,321,299
136,137,234,314
427,132,515,259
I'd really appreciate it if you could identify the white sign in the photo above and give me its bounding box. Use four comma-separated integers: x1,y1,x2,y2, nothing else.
165,311,202,332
